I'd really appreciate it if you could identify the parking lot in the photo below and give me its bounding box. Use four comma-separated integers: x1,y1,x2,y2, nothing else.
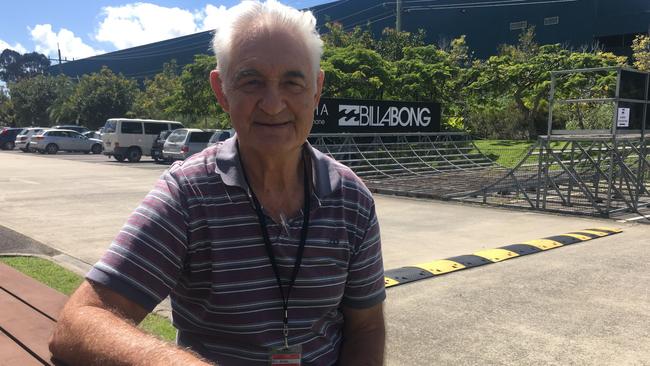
2,149,650,365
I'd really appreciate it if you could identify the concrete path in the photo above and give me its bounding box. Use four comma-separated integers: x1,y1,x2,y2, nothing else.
1,150,649,365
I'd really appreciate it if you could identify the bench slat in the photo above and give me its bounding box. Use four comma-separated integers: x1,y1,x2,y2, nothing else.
0,288,57,365
0,262,68,320
0,331,45,366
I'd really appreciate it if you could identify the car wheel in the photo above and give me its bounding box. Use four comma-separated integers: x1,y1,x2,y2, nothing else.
45,144,59,154
126,147,142,162
91,144,102,154
114,154,126,162
3,141,14,150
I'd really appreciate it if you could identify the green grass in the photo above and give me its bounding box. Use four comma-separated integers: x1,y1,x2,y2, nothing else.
0,256,176,342
472,140,535,168
140,314,176,341
0,256,83,296
472,139,572,168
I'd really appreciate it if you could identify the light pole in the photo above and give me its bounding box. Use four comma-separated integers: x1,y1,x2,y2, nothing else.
396,0,403,32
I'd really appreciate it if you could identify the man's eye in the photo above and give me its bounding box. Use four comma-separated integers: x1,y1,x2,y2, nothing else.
285,81,305,91
238,79,263,91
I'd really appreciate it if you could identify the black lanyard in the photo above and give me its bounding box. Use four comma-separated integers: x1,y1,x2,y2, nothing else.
237,143,311,349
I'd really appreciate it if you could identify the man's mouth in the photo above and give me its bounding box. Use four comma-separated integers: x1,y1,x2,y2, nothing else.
254,121,291,128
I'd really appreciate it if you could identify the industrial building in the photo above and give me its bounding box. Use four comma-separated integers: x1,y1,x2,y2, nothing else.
51,0,650,81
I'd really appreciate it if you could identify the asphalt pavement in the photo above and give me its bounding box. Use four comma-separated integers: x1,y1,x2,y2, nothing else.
1,150,649,365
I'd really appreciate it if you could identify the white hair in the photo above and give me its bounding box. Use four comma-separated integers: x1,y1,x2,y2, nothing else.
211,0,323,82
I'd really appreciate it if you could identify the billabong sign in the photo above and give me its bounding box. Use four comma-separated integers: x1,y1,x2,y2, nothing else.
312,98,441,133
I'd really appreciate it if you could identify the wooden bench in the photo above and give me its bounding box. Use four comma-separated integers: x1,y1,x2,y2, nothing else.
0,261,69,365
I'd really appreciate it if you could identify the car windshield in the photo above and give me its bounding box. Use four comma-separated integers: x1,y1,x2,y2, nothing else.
189,132,213,143
158,130,171,140
210,130,232,143
104,120,117,133
167,130,187,143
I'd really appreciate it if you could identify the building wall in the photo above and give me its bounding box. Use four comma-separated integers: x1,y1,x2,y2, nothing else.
311,0,649,58
52,0,650,81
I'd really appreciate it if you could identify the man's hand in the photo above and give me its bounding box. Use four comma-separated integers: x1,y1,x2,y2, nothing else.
339,302,386,366
49,280,212,366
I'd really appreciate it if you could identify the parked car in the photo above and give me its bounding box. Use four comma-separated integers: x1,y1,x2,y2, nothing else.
31,129,103,154
102,118,184,162
15,127,45,152
82,130,102,140
0,127,23,150
52,125,90,134
207,129,235,147
162,128,215,161
150,130,174,163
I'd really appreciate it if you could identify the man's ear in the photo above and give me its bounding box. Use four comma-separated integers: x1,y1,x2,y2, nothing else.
210,70,230,112
314,69,325,106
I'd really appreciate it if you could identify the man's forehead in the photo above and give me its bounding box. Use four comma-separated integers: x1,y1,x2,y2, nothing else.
233,68,306,80
227,26,313,76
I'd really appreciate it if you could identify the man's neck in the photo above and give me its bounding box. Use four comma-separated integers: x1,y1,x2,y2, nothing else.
238,142,306,221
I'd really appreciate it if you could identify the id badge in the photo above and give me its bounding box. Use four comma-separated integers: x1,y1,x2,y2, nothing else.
269,345,302,365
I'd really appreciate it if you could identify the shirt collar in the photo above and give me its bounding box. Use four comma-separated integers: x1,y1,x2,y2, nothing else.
213,136,341,199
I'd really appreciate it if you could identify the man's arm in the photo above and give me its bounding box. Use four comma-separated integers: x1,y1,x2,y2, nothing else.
49,280,211,366
339,302,386,366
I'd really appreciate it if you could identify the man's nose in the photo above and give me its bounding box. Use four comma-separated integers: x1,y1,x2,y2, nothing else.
258,85,286,115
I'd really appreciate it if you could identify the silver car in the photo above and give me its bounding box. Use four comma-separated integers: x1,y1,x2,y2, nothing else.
162,128,215,161
31,129,103,154
207,129,235,147
15,127,45,152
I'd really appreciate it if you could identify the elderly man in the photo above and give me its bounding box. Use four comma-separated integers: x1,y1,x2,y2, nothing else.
49,1,385,365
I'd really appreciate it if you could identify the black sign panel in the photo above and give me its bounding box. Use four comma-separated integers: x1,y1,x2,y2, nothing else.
620,70,648,101
312,98,441,134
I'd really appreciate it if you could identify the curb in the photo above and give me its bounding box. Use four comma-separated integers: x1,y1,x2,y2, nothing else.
384,227,622,288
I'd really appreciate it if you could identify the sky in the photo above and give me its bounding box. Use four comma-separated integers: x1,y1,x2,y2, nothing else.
0,0,335,63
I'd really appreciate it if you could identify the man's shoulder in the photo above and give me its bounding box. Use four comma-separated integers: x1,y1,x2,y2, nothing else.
310,147,374,207
168,145,220,180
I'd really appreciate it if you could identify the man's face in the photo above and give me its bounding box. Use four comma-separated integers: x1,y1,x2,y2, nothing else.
211,27,324,157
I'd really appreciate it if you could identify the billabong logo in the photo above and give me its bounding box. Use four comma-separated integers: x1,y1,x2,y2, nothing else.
338,105,360,126
337,104,431,127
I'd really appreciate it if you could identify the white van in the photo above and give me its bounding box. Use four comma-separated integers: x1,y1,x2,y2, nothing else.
102,118,184,162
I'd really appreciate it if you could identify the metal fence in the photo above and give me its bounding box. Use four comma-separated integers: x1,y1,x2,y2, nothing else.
309,132,650,218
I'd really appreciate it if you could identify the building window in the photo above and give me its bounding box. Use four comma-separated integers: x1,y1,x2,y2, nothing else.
544,16,559,26
510,21,527,31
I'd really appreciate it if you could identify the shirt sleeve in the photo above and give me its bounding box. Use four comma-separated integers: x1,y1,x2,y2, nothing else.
86,168,190,311
341,203,386,309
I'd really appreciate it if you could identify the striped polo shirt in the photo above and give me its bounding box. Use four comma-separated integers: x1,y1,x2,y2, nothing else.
87,137,386,365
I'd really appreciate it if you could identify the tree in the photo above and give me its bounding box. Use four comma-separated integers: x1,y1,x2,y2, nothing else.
390,45,459,102
47,75,78,124
9,75,61,126
321,46,393,99
20,52,50,77
70,67,139,129
468,27,626,138
132,60,181,120
321,22,375,50
0,49,50,83
167,54,228,128
373,28,426,62
0,49,23,83
0,87,15,125
632,34,650,71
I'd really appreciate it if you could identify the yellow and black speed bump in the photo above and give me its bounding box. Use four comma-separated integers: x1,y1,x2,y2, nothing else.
384,227,622,288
